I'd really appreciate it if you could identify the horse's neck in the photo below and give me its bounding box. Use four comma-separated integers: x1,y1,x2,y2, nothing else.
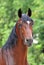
12,39,28,65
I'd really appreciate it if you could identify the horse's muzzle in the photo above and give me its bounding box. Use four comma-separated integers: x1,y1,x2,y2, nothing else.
24,39,33,46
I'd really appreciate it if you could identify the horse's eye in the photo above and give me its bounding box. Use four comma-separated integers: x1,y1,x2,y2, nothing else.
30,22,33,26
32,22,34,25
18,24,22,29
31,21,34,25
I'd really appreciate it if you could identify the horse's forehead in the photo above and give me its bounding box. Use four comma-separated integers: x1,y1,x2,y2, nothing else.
21,14,32,24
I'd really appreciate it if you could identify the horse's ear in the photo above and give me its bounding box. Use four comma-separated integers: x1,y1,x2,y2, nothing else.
28,8,32,17
18,8,22,18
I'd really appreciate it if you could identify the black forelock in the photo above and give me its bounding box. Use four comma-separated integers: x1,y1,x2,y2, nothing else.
21,14,33,23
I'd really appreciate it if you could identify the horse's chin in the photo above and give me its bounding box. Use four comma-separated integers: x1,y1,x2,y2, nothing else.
24,40,32,47
24,42,32,47
27,43,32,47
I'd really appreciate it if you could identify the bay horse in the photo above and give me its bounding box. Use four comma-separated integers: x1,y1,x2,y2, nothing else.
0,8,33,65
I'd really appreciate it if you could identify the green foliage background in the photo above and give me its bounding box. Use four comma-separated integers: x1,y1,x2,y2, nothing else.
0,0,44,65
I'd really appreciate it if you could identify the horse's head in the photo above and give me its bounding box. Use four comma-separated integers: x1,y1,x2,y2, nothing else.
16,8,34,47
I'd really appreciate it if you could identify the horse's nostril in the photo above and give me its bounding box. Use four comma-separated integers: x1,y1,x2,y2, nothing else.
26,39,29,42
26,39,33,43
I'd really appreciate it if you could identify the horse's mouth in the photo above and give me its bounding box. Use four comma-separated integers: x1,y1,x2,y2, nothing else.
24,39,33,46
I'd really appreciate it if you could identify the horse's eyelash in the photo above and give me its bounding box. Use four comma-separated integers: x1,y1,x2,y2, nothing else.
18,24,22,28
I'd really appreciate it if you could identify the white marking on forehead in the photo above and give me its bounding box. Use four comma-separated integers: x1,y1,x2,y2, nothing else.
27,21,30,24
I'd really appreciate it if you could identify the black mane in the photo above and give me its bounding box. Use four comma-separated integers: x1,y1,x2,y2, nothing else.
2,24,17,49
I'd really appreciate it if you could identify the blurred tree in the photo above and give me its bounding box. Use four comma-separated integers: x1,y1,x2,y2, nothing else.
39,23,44,53
0,0,44,65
